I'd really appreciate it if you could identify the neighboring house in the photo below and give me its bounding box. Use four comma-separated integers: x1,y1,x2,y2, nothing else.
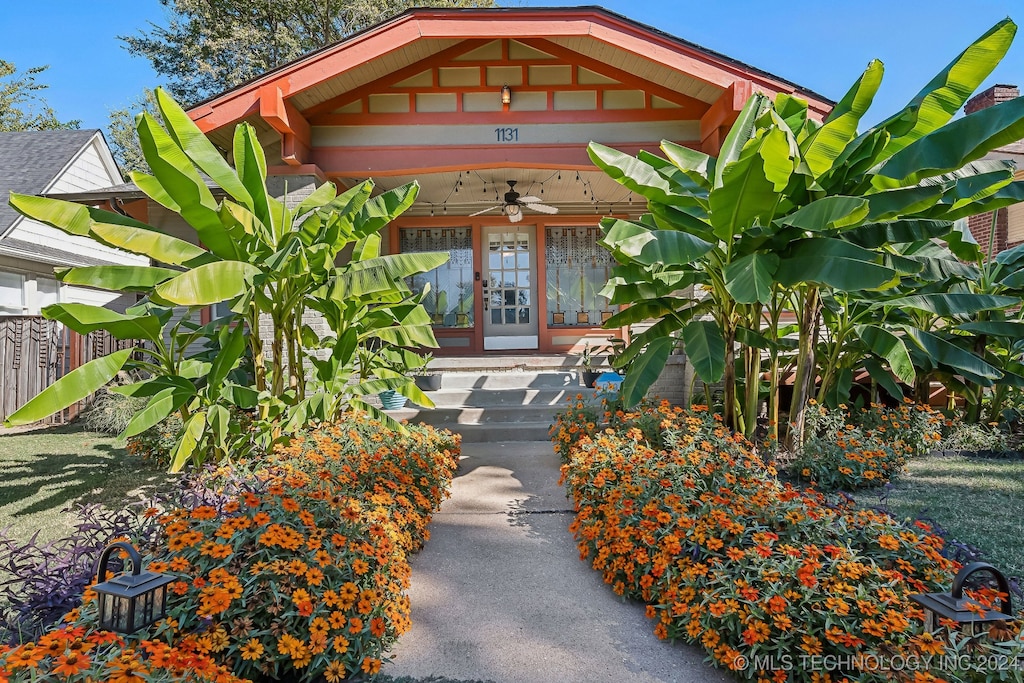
964,85,1024,255
0,129,147,315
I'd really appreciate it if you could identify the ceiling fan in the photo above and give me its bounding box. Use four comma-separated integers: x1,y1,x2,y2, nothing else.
469,180,558,223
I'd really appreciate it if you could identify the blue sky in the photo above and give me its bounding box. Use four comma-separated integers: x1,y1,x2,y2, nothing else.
4,1,1022,132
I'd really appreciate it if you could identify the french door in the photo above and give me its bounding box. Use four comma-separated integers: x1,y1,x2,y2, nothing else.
482,226,538,350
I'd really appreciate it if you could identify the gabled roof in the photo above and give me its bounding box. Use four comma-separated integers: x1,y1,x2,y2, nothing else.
0,129,105,233
189,6,834,137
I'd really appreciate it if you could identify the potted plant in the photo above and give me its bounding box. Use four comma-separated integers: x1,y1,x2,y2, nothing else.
413,353,442,392
580,343,603,388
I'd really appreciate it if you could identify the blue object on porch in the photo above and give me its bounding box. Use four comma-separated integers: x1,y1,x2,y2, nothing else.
594,371,623,398
379,390,408,410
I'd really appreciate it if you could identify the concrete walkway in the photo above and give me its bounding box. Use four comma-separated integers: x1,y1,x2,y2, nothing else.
382,440,729,683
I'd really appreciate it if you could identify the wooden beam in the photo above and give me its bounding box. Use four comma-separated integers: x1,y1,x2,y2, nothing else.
314,142,659,177
305,39,490,117
259,85,312,166
699,80,752,154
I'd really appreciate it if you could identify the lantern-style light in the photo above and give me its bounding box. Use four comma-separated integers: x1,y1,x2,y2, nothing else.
910,562,1016,636
93,541,174,634
501,84,512,106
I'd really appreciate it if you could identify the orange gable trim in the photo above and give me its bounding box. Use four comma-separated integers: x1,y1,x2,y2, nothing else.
189,8,832,135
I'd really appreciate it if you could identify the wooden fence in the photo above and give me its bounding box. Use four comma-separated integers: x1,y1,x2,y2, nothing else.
0,316,135,425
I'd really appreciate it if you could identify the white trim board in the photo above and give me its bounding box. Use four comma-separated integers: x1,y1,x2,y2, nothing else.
484,335,539,351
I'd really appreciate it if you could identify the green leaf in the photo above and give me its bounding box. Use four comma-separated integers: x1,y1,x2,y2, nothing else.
660,140,713,185
621,336,675,408
55,265,180,292
43,303,162,342
708,130,778,242
957,321,1024,337
877,96,1024,187
879,19,1017,158
8,192,93,236
123,385,193,438
865,186,945,220
588,143,697,207
823,368,854,409
154,88,254,210
208,323,247,389
777,238,897,290
356,182,419,235
803,60,883,177
905,328,1001,380
845,219,953,249
724,252,779,304
863,357,904,401
853,325,915,385
169,411,207,473
89,222,213,268
682,320,725,384
233,123,272,230
4,349,133,427
221,384,259,409
778,196,870,231
600,218,713,267
714,93,771,189
136,111,240,260
878,293,1018,317
154,261,262,306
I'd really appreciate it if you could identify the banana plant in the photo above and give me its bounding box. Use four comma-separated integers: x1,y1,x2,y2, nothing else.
589,18,1024,446
5,87,447,471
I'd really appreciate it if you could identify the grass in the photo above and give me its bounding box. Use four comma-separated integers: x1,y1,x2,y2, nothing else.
0,423,174,545
852,452,1024,579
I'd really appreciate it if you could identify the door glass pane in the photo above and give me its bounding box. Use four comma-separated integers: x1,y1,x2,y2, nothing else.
505,308,516,324
401,228,474,328
491,309,502,324
544,226,618,326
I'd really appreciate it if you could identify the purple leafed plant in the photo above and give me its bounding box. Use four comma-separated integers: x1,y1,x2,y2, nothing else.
0,503,155,645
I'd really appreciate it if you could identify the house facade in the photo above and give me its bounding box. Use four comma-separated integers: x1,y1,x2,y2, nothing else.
0,129,145,315
118,7,830,355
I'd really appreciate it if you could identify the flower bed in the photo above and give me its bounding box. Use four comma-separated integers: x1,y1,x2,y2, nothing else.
0,414,459,682
554,398,1023,682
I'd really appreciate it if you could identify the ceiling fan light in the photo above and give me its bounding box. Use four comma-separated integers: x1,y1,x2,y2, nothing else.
504,203,521,217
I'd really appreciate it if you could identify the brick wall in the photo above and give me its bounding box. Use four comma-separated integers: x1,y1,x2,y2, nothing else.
963,85,1021,256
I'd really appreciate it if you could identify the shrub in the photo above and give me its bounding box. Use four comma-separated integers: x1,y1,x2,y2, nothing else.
941,421,1010,452
1,413,459,682
125,413,184,464
790,401,944,490
554,399,1024,682
79,388,146,435
0,625,247,682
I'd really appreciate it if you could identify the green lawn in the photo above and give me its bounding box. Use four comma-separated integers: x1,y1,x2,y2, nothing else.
0,423,174,545
853,453,1024,579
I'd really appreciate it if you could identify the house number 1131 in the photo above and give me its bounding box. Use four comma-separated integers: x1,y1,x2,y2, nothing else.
495,127,519,142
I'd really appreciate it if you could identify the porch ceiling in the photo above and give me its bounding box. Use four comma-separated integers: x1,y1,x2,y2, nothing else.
340,167,641,218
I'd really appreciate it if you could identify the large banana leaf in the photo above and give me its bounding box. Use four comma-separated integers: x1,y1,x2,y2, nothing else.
169,411,206,473
681,319,725,384
4,348,134,427
621,336,675,408
155,88,254,210
90,222,213,268
154,261,262,306
878,18,1017,158
905,327,1001,380
123,385,195,438
713,93,770,189
708,130,779,242
863,357,905,401
208,323,247,389
777,196,869,231
877,293,1018,317
356,182,419,236
136,112,240,260
660,140,714,186
845,219,953,249
589,142,697,207
776,238,897,290
803,60,883,177
865,186,945,221
233,123,273,232
55,265,180,292
853,324,915,384
43,303,163,342
876,96,1024,187
723,252,779,304
957,321,1024,337
599,218,713,266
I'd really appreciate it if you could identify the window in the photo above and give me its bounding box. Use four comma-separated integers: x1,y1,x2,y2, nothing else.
0,273,24,315
36,277,59,311
545,226,617,326
400,227,474,328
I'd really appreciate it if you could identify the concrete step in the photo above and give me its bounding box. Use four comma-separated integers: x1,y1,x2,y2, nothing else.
429,370,580,391
389,405,561,426
451,422,554,443
412,387,575,408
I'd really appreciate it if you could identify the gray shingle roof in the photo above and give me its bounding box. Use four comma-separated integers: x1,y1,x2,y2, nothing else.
0,129,101,234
